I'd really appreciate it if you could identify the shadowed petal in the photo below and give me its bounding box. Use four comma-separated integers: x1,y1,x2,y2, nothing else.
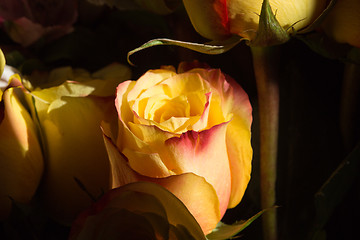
103,134,221,234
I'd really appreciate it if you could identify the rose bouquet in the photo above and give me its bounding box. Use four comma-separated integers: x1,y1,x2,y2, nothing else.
0,0,359,239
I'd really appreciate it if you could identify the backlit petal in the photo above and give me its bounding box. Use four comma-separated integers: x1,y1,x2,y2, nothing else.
37,96,114,224
0,88,43,219
226,78,253,208
183,0,230,40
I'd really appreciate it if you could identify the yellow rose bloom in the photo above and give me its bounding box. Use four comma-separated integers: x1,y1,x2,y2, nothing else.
23,63,131,224
183,0,327,40
103,62,253,234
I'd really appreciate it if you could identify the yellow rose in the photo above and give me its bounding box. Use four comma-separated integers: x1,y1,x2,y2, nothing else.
0,84,43,219
321,0,360,48
23,63,131,224
69,181,206,240
182,0,327,41
103,62,253,234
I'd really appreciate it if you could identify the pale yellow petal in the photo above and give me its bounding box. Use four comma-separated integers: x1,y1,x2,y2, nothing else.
0,48,5,79
322,0,360,47
123,147,171,178
0,88,43,219
37,96,114,224
127,69,176,101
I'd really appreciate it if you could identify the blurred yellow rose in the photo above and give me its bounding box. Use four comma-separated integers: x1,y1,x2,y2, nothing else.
69,181,206,240
0,81,43,220
182,0,327,41
22,63,131,224
102,62,253,234
321,0,360,48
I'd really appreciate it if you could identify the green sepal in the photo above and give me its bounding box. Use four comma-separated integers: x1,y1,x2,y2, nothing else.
249,0,290,47
206,208,273,240
127,35,243,65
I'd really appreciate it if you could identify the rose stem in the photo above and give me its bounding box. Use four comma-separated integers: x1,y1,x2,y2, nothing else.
251,46,279,240
340,62,360,152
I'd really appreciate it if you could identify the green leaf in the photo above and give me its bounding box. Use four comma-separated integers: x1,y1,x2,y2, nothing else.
127,36,243,66
297,32,360,65
312,143,360,235
3,50,25,69
206,208,271,240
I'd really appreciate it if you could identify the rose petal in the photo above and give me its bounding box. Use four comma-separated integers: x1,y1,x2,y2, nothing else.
70,181,207,240
0,48,5,80
115,80,136,127
6,17,45,47
154,174,221,235
322,0,360,48
0,88,43,219
102,133,141,188
103,135,221,234
127,69,176,102
165,122,231,218
189,68,233,116
123,148,171,177
227,0,327,39
225,77,253,208
182,0,230,40
190,68,253,207
36,96,113,224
